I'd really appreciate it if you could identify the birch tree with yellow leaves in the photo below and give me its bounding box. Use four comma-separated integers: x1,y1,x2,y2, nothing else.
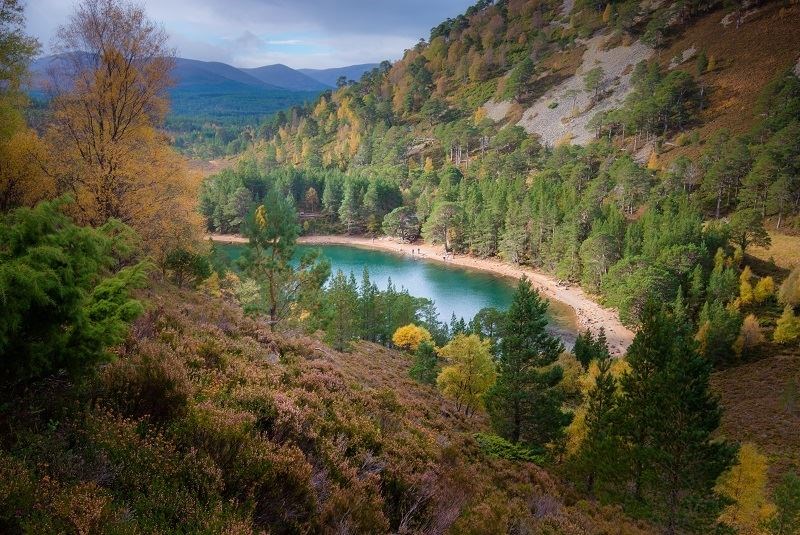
44,0,201,258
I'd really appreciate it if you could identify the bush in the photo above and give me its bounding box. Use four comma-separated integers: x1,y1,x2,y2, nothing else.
163,247,212,288
0,199,150,383
95,344,192,424
474,433,544,463
779,267,800,307
774,306,800,344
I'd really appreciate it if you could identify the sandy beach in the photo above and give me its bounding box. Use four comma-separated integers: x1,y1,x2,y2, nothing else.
209,233,635,356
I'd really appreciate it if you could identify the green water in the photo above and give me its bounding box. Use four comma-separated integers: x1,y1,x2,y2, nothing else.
217,243,577,344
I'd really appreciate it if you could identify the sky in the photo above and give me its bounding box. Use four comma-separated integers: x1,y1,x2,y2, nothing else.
26,0,475,69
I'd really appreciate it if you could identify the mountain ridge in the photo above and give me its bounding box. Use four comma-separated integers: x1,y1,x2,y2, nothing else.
30,55,378,93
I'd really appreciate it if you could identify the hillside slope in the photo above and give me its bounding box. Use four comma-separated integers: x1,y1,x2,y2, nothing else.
0,281,653,533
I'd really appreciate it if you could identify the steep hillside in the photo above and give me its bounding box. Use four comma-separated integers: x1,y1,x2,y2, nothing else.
0,281,652,534
203,0,800,499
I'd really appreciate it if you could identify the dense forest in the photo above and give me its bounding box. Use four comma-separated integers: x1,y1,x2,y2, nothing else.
2,0,800,533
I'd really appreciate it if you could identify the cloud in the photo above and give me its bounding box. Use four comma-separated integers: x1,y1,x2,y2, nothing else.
26,0,474,68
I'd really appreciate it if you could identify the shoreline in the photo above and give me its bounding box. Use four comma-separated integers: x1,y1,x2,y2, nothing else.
209,233,634,356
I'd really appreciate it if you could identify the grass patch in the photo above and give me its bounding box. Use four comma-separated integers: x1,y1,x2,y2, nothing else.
749,231,800,275
474,432,545,463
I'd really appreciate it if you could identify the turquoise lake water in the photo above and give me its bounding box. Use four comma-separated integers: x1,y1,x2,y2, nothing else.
217,243,577,344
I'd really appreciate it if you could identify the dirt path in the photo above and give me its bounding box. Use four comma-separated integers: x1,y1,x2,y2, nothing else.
209,233,635,355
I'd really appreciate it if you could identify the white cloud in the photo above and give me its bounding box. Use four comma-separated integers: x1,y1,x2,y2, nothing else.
26,0,475,68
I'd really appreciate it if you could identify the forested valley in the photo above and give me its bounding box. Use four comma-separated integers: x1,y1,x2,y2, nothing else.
2,0,800,533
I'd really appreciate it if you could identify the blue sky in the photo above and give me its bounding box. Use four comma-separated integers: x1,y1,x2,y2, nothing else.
26,0,475,69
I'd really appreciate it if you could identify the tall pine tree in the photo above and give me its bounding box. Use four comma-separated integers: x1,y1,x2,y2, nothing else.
485,277,569,448
617,302,735,533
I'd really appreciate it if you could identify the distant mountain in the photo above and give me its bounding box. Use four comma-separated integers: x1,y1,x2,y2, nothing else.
298,63,379,87
242,64,331,91
29,55,323,126
28,56,379,127
172,57,274,88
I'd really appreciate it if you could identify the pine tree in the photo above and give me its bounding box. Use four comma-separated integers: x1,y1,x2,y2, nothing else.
338,180,361,234
618,303,735,533
325,270,360,351
696,300,741,365
574,328,610,370
0,199,149,382
358,268,381,342
410,341,439,384
241,189,303,330
574,350,619,495
485,278,569,448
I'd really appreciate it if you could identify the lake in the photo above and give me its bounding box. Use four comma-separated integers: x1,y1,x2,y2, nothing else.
217,243,577,345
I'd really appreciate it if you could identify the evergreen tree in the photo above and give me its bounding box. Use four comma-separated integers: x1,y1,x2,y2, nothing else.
358,268,381,342
241,189,313,330
409,340,438,384
617,303,735,532
574,350,619,495
0,199,149,382
728,208,771,254
338,179,362,234
325,270,360,351
322,173,343,218
696,300,741,365
573,328,610,370
485,278,569,448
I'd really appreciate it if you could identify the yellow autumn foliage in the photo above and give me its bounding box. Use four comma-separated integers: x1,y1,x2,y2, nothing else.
0,128,52,211
392,324,433,351
716,443,775,534
774,305,800,344
436,334,495,414
646,151,659,170
753,276,775,304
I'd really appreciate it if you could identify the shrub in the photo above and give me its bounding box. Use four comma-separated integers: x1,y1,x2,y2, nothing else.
474,433,544,463
779,267,800,307
733,314,764,358
95,344,192,424
774,306,800,344
0,199,150,382
163,247,212,288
